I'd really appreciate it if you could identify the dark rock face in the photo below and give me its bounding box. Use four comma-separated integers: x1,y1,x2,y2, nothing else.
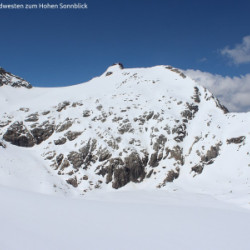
54,137,67,145
67,177,78,187
42,111,50,116
78,139,98,168
124,152,146,182
191,165,203,174
56,154,64,167
112,167,130,189
99,153,146,189
83,110,91,117
149,135,167,167
169,146,184,165
66,140,97,170
3,120,55,147
56,119,72,132
0,120,11,128
65,131,82,141
67,151,83,169
96,152,147,189
106,158,124,184
106,72,113,76
118,122,134,134
3,122,35,147
31,121,54,145
201,144,221,164
0,67,32,89
60,159,70,171
165,66,186,78
25,113,39,122
57,101,70,112
112,62,124,69
193,87,201,103
98,148,112,162
149,153,158,167
164,167,180,183
172,123,187,142
192,143,221,174
181,102,199,123
227,136,245,144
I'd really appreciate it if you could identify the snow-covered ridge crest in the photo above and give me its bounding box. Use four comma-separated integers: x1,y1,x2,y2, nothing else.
0,67,32,89
0,64,249,209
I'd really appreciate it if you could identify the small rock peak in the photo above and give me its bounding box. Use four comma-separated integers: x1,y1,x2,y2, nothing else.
112,62,124,69
0,67,32,89
105,63,124,76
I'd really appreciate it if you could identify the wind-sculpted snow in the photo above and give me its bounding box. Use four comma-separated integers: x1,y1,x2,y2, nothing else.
0,64,250,208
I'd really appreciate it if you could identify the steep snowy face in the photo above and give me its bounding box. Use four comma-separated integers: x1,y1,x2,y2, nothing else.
0,64,250,206
0,67,32,89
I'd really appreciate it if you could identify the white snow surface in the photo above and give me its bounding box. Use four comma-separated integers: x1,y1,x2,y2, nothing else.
1,187,250,250
1,64,250,249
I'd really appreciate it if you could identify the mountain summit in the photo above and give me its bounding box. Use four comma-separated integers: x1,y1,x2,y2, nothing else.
0,65,249,207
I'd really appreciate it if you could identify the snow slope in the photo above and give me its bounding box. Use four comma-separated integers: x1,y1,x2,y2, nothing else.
1,187,250,250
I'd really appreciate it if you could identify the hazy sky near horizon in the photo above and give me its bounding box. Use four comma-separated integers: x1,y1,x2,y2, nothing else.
0,0,250,88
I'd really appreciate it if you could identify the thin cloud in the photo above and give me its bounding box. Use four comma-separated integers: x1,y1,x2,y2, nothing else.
183,69,250,112
198,57,207,63
221,35,250,64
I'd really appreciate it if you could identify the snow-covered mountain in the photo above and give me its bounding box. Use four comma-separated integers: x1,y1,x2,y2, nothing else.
1,63,250,207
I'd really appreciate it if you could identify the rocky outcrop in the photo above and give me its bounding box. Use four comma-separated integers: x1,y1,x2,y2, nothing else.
98,148,112,162
149,135,167,167
67,151,83,169
0,67,32,88
118,122,134,134
96,152,146,189
67,177,78,187
57,101,70,112
106,72,113,76
31,121,54,145
163,167,180,184
168,146,184,165
0,120,11,128
3,122,35,147
193,87,201,103
165,66,186,78
227,136,245,144
56,154,64,168
181,103,199,121
172,123,187,142
25,113,39,122
192,143,221,174
54,137,67,145
83,110,91,117
65,131,82,141
56,119,73,132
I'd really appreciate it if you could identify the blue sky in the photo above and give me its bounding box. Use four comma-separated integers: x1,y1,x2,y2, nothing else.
0,0,250,87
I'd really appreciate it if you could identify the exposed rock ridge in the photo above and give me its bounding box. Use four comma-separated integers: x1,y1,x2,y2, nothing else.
0,67,32,89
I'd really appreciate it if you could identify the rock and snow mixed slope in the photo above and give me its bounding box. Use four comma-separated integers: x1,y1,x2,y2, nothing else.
0,67,32,89
0,63,250,207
